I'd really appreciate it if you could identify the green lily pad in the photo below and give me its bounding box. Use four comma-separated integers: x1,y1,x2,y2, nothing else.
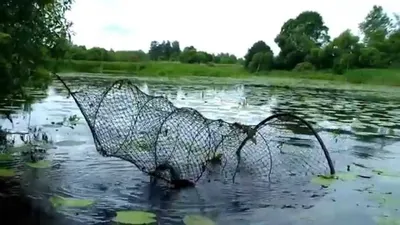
183,215,216,225
49,195,94,208
26,160,51,169
0,168,15,177
311,175,337,186
113,211,157,224
0,153,13,161
372,169,400,178
311,172,357,186
337,172,358,181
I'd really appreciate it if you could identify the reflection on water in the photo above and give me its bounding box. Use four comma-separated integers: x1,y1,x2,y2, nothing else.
0,76,400,225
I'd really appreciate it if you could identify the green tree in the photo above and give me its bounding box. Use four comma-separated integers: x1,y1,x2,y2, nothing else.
358,47,384,68
0,0,73,99
248,52,273,73
329,30,362,73
170,41,181,61
275,11,330,70
179,46,198,63
244,41,273,69
359,5,393,45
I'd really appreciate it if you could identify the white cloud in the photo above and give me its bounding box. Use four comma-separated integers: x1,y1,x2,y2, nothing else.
66,0,400,58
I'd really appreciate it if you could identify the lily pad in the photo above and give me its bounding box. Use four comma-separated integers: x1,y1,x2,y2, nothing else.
337,172,358,181
311,175,337,186
311,172,357,186
372,169,400,178
0,153,13,161
113,211,157,224
26,160,51,169
49,195,94,208
183,215,216,225
0,168,15,177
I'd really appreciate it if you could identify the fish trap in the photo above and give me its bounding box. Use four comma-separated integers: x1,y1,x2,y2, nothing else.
55,75,335,187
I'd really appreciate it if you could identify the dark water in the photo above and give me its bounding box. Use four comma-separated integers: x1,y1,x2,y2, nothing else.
1,76,400,225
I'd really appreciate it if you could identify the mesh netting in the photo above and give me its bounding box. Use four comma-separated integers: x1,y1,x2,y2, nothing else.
55,75,335,186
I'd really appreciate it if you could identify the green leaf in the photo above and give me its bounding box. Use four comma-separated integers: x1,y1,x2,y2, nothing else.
113,211,157,225
26,160,51,168
0,153,13,161
0,168,15,177
183,215,216,225
49,195,94,208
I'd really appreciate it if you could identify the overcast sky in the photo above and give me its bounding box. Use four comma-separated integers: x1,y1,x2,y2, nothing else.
66,0,400,58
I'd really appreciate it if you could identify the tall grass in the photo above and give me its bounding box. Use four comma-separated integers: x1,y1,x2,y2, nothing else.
51,60,400,86
52,60,248,77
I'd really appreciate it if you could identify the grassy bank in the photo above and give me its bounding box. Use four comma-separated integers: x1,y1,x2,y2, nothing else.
52,60,400,86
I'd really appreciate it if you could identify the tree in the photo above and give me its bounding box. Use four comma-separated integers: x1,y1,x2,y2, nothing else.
179,46,198,63
275,11,330,70
0,0,73,99
330,30,362,73
170,41,181,60
244,41,273,69
248,52,273,73
359,5,393,45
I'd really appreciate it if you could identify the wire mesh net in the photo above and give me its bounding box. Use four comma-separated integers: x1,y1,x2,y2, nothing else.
56,75,335,186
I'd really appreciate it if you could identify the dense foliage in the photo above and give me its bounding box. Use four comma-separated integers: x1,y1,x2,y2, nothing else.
65,41,240,65
61,5,400,75
0,0,73,99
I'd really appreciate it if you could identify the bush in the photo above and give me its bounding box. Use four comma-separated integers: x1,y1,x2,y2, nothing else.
293,62,315,72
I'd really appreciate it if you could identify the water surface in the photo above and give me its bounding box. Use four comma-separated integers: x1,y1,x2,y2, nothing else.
1,75,400,225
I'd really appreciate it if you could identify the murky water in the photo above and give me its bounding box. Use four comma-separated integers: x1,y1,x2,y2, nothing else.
1,76,400,225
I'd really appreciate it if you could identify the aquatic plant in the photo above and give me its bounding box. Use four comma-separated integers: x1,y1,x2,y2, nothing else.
49,195,94,208
183,215,216,225
113,211,157,224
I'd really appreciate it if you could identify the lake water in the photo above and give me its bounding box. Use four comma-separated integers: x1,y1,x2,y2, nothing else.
1,75,400,225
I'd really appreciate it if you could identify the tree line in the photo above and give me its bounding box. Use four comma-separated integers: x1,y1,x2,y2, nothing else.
64,40,240,65
244,5,400,74
62,5,400,75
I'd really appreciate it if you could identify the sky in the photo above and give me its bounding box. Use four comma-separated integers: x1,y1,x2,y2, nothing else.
66,0,400,58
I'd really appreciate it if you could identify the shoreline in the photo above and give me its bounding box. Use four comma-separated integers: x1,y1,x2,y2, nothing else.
57,72,400,97
51,60,400,92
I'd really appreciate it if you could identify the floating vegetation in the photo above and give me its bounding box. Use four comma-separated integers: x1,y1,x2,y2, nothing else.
311,172,358,186
49,195,94,208
183,215,216,225
0,168,15,177
113,211,157,225
354,131,380,137
26,160,52,169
